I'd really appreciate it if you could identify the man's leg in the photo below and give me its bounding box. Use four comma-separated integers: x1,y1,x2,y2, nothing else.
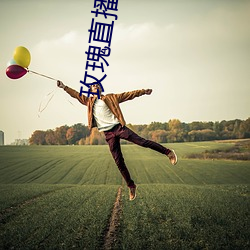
104,131,135,188
119,126,171,154
118,125,177,165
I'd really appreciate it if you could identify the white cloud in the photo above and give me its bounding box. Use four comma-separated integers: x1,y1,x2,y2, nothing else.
33,31,87,57
113,22,155,44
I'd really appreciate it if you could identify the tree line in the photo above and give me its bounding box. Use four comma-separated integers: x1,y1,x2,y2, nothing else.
29,118,250,145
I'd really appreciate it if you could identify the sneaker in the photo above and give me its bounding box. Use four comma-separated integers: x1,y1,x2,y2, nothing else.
129,186,137,201
168,150,178,165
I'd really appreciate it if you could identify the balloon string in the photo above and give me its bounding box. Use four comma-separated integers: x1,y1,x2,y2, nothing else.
38,88,58,118
67,99,75,106
28,69,58,81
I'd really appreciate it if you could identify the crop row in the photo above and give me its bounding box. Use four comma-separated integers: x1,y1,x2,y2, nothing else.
1,143,250,186
0,184,119,249
119,184,250,249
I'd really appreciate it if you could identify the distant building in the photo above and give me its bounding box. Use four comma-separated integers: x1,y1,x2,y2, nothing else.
0,131,4,145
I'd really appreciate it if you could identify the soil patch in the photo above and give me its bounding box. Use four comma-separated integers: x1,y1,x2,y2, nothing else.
103,186,122,250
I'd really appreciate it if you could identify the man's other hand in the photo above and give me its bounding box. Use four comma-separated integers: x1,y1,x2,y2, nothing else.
145,89,152,95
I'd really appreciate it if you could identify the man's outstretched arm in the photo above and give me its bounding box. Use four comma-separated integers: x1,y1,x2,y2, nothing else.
57,80,89,106
116,88,153,103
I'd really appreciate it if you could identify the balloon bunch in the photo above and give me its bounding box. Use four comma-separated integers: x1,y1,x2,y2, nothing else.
6,46,57,81
6,46,30,79
6,46,61,117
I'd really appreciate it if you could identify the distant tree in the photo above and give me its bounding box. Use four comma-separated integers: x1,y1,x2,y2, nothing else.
213,122,221,139
29,118,250,145
168,119,182,131
74,123,90,143
239,118,250,138
188,129,216,141
150,130,168,143
45,129,57,145
126,123,135,132
140,126,150,140
126,124,150,140
181,122,189,142
147,121,167,131
167,119,184,142
218,120,241,140
87,128,106,145
78,138,86,145
29,130,46,145
134,124,148,133
233,119,243,139
189,121,204,131
66,124,90,145
54,125,69,145
66,127,75,144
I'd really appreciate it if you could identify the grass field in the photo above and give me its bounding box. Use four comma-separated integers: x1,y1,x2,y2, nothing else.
0,141,249,249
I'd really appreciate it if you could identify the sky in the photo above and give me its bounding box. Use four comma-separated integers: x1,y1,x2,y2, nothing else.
0,0,249,144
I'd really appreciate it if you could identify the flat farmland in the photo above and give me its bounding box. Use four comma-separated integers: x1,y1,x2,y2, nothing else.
0,141,249,249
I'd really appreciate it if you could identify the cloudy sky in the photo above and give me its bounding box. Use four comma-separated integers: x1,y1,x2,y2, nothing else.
0,0,249,144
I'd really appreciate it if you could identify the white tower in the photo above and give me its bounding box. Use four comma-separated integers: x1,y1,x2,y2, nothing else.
0,131,4,145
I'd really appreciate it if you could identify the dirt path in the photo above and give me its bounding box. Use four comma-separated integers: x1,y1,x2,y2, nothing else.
103,186,123,250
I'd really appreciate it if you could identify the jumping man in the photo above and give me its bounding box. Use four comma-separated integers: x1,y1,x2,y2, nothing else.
57,81,177,201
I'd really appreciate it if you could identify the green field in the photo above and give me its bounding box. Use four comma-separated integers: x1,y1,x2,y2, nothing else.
0,141,249,249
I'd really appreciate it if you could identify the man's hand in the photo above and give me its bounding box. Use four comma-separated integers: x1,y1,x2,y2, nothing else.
57,80,65,89
145,89,152,95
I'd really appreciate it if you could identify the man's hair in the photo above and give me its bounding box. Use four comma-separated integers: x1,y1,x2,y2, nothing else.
90,82,99,87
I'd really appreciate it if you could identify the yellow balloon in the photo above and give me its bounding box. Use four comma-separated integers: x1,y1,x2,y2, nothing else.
13,46,31,68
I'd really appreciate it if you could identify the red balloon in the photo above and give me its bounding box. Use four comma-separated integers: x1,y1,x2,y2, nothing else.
6,65,27,79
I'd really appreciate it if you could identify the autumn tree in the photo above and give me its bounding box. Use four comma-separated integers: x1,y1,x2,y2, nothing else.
66,123,90,145
147,121,168,131
239,118,250,138
150,129,168,143
167,119,184,142
29,118,250,145
29,130,46,145
54,126,68,145
188,129,216,141
86,128,106,145
45,129,57,145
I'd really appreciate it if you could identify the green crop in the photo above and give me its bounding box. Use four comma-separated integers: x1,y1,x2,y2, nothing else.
0,141,249,249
